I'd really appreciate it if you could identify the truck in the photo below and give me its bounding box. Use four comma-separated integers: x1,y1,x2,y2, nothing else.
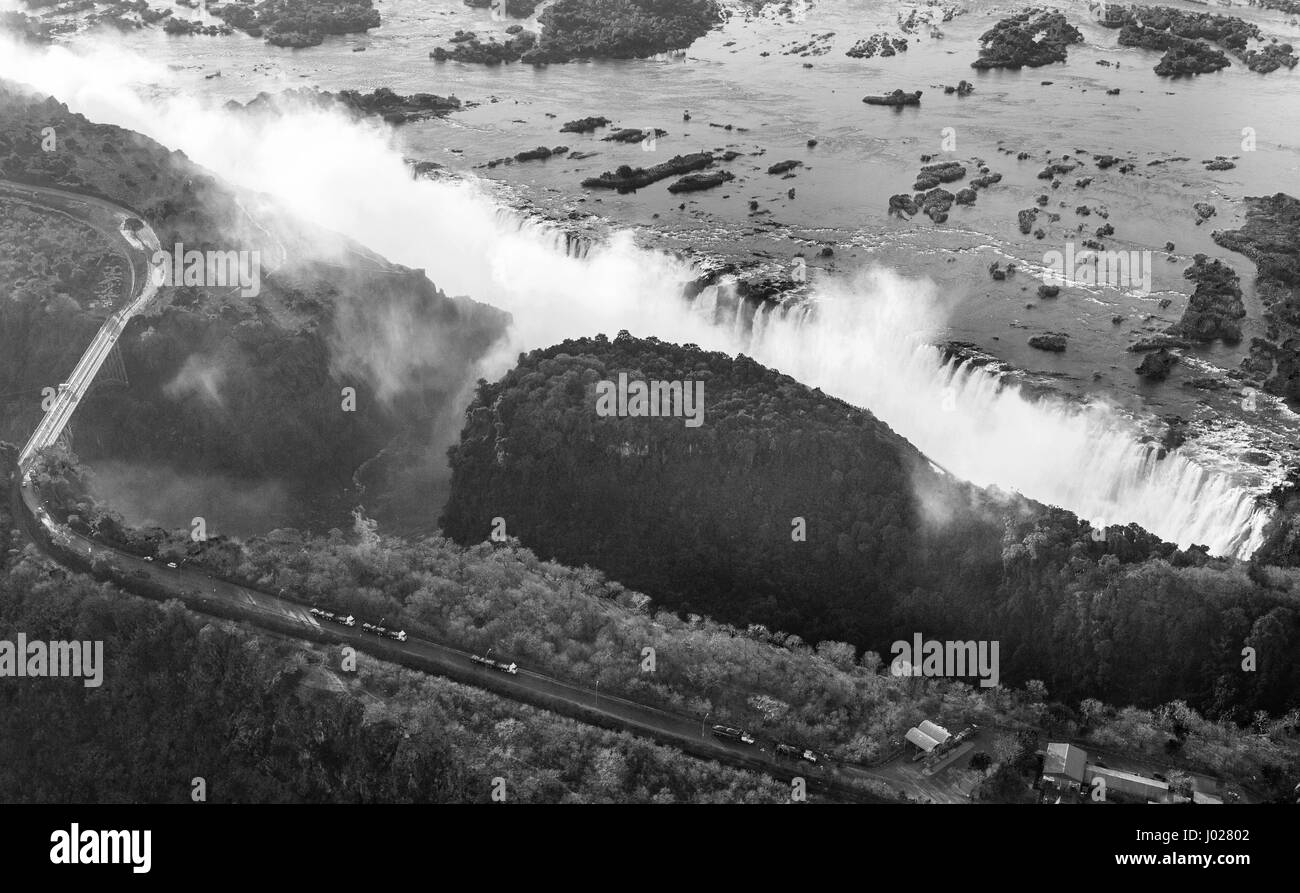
471,653,519,675
361,621,407,642
310,607,356,627
776,743,819,763
711,725,756,745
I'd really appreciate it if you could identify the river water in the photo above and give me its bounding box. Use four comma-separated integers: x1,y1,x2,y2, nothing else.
3,0,1299,553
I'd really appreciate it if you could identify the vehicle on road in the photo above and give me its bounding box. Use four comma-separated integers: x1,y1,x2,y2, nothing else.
711,725,756,745
775,743,819,763
471,653,519,674
361,621,407,642
166,562,177,569
310,607,356,627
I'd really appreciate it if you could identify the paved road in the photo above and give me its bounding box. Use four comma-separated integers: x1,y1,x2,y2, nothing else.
5,178,895,803
20,481,892,801
4,181,164,471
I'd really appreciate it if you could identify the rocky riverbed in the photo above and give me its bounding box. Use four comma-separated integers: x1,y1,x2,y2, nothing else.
11,0,1300,520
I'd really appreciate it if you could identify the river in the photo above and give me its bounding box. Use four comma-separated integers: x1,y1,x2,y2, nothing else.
3,0,1298,553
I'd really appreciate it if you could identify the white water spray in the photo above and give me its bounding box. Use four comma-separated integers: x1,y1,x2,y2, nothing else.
0,34,1272,558
694,272,1272,558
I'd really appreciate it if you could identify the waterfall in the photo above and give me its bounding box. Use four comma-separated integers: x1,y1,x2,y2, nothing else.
275,159,1278,562
0,33,1270,558
689,279,1272,559
491,206,594,260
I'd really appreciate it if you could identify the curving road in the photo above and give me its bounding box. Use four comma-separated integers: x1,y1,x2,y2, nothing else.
6,180,900,803
6,182,165,472
19,480,897,801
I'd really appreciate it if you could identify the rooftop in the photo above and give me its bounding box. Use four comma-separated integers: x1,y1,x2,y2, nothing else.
1044,743,1087,783
905,727,941,753
918,720,952,745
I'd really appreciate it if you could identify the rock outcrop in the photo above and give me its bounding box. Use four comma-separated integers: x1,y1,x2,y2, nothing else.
1135,347,1179,380
863,89,922,107
581,153,714,193
1099,5,1296,75
560,116,610,133
913,160,965,190
971,10,1082,69
847,33,910,58
767,160,803,175
1029,332,1068,352
431,30,537,63
1167,255,1246,344
667,170,734,193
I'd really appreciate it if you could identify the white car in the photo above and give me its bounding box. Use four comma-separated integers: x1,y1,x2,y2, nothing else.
166,562,177,569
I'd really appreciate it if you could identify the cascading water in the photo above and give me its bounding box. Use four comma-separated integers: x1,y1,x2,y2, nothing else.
491,206,595,260
0,34,1271,559
689,276,1273,559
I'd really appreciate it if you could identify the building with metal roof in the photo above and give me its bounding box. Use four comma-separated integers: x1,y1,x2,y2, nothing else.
1084,765,1171,803
1043,743,1087,785
918,720,951,746
905,727,942,753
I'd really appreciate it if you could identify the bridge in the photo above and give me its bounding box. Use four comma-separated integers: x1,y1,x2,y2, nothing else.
12,186,164,472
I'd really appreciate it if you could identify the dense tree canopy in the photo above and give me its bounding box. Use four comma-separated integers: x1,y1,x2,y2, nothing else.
0,461,786,803
441,334,1300,718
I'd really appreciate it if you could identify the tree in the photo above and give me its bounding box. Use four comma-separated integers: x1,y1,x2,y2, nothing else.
352,508,381,552
1165,769,1194,800
980,762,1036,803
1025,679,1048,704
816,640,857,670
1079,697,1107,728
992,733,1022,764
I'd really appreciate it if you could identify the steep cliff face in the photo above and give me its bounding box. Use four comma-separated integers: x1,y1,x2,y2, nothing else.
441,334,1300,714
0,81,510,531
441,331,1030,649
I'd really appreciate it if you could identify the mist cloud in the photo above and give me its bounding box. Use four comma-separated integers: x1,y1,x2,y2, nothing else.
0,30,1272,556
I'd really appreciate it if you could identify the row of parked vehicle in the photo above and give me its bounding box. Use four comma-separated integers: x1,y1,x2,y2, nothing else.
471,653,519,675
711,725,819,764
309,607,408,642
